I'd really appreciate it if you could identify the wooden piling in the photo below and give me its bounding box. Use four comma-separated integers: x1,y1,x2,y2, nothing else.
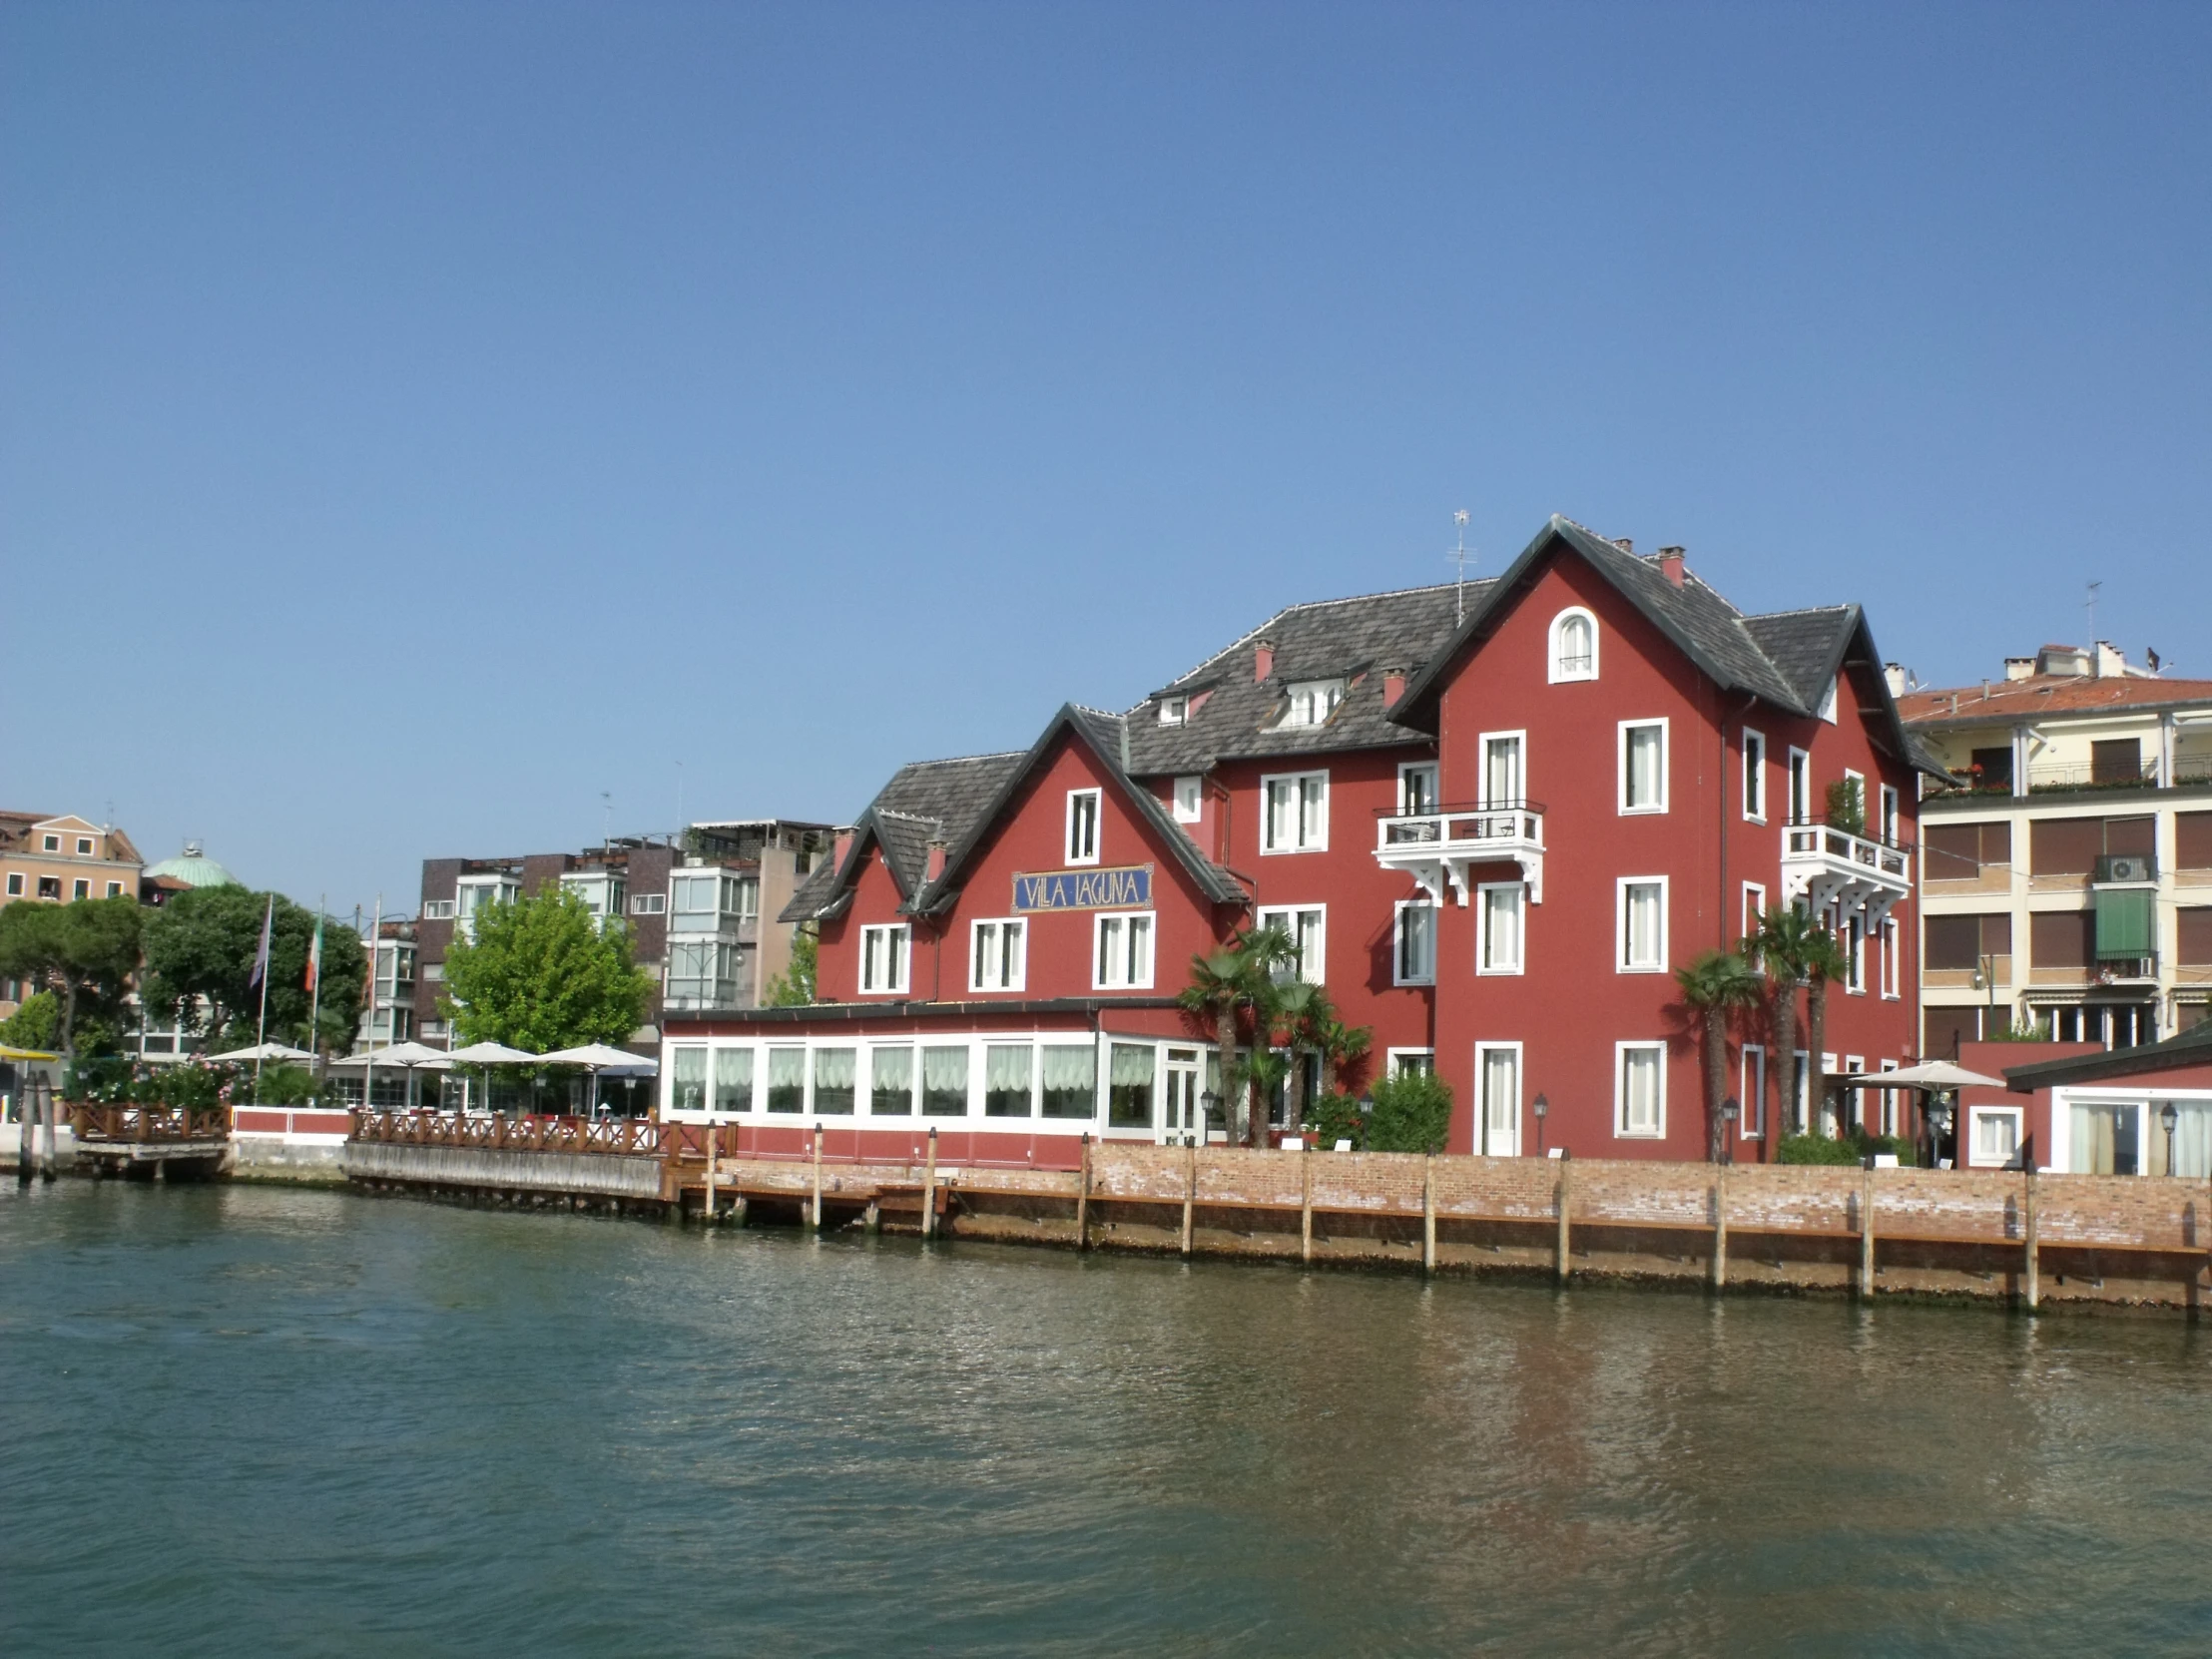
812,1125,824,1233
864,1201,880,1235
1300,1144,1314,1264
733,1195,749,1227
1181,1144,1196,1258
1712,1167,1729,1290
1860,1166,1877,1301
922,1128,938,1241
1076,1133,1091,1252
704,1122,719,1225
1555,1151,1573,1285
2023,1166,2040,1311
1421,1155,1436,1276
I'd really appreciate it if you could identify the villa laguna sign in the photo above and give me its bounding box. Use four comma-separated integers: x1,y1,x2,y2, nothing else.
1012,864,1154,912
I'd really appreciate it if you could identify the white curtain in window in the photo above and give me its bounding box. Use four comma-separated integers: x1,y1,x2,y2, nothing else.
1041,1046,1097,1119
1482,1048,1518,1153
1484,737,1522,805
2162,1102,2212,1178
921,1046,968,1116
1627,727,1663,808
1483,887,1521,970
870,1045,913,1116
1399,904,1435,981
1298,777,1326,845
767,1047,806,1112
986,1043,1033,1117
1620,1048,1661,1135
2069,1102,2139,1174
1625,883,1661,966
813,1047,856,1115
713,1047,752,1114
1266,780,1292,848
672,1046,708,1112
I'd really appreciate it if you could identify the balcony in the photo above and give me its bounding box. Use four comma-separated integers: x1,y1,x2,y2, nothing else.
1780,819,1912,921
1375,802,1544,905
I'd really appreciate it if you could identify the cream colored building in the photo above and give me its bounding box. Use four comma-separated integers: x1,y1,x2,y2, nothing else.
1900,645,2212,1054
0,813,146,1019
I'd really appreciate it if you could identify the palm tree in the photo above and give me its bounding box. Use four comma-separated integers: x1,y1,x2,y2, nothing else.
1675,947,1766,1162
1176,925,1296,1145
1749,905,1823,1155
1801,925,1851,1137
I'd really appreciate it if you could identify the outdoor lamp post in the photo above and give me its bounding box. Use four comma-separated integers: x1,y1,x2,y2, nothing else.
1928,1095,1953,1167
1533,1092,1548,1154
1198,1089,1217,1149
1973,954,1997,1035
2162,1101,2179,1175
1721,1095,1740,1165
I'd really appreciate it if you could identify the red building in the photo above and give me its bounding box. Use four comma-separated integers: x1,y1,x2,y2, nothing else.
664,517,1937,1165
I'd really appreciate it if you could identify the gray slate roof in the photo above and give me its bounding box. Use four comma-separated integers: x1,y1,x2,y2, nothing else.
1121,581,1481,775
778,751,1026,923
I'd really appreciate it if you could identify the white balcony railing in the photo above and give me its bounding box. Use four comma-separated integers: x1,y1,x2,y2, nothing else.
1781,819,1912,921
1375,803,1544,905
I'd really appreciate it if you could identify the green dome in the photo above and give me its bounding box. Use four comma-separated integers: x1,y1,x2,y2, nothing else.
143,841,241,889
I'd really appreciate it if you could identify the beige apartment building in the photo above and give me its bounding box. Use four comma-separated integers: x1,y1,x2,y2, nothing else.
1901,644,2212,1054
0,812,146,1018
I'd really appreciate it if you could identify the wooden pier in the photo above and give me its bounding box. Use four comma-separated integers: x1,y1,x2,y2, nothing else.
69,1106,230,1180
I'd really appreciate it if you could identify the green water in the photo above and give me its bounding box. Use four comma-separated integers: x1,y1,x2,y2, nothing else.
4,1181,2209,1656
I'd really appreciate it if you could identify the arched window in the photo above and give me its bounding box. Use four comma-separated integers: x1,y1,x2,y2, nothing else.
1549,608,1598,683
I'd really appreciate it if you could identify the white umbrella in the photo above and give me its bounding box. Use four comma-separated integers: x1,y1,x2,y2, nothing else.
209,1041,317,1063
537,1042,658,1074
1841,1060,2007,1090
328,1040,450,1068
445,1041,538,1065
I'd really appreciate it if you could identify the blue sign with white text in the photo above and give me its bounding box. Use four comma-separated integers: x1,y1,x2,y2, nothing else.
1012,864,1154,912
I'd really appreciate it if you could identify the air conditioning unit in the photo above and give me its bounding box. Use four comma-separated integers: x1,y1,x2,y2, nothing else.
2099,855,2154,883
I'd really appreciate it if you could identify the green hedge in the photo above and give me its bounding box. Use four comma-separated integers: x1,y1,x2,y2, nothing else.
1778,1132,1917,1166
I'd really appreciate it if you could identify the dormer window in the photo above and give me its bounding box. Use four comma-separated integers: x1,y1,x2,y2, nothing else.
1157,696,1188,727
1282,679,1347,728
1819,678,1839,724
1549,608,1598,683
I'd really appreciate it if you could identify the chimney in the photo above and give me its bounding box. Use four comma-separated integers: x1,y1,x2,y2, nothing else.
1884,663,1907,696
2094,641,2128,679
1383,670,1405,707
832,830,854,870
1657,546,1686,587
1253,641,1275,683
1610,537,1633,553
925,840,948,884
2003,657,2035,682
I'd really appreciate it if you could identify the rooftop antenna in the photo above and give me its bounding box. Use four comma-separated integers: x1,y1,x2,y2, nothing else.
2085,580,2101,644
600,791,612,848
1449,510,1473,624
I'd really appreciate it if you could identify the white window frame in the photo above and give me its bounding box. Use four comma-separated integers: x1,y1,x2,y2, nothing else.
1842,1054,1866,1133
1787,747,1811,822
1742,728,1767,823
75,836,93,855
1880,783,1901,844
1740,1043,1766,1139
1386,1048,1435,1078
1093,911,1155,990
1396,761,1439,817
1478,730,1527,808
1878,1058,1901,1137
1967,1105,2024,1169
858,923,911,996
1260,770,1330,854
1393,899,1436,986
1474,1040,1523,1157
42,833,59,851
1476,881,1524,975
969,917,1027,993
105,880,123,897
1065,789,1101,866
1742,881,1767,944
1618,719,1669,815
1548,606,1599,683
1157,696,1188,727
1881,916,1901,1000
1172,776,1202,824
631,892,666,916
1256,904,1327,985
1282,678,1347,728
1846,915,1867,994
1615,1041,1667,1139
1616,876,1668,973
72,878,89,899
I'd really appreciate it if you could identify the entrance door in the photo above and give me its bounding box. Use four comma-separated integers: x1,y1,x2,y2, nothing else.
1163,1048,1202,1145
1478,1044,1520,1156
1483,735,1523,808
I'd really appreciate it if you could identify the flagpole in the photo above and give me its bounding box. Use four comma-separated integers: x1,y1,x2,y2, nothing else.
253,893,275,1103
308,894,324,1074
362,894,382,1117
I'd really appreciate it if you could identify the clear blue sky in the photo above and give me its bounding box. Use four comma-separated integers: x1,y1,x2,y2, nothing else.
6,2,2208,919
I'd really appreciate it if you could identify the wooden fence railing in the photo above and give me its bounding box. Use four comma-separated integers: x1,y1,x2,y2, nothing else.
347,1110,662,1157
70,1105,231,1145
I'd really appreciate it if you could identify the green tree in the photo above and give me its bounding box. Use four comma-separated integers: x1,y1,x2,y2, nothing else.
1266,979,1376,1134
1801,925,1850,1135
1367,1067,1453,1154
1674,947,1766,1162
1176,923,1297,1145
763,923,818,1006
0,894,142,1057
0,990,59,1051
143,886,367,1055
440,885,652,1053
1749,904,1823,1156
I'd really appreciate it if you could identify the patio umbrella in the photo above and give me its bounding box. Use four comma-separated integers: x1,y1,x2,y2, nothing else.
537,1043,658,1115
328,1040,452,1111
208,1041,317,1063
1841,1060,2007,1090
444,1041,538,1065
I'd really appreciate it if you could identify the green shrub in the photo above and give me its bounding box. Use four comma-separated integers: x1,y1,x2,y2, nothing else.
1367,1069,1452,1155
0,990,59,1051
1779,1131,1917,1166
1301,1091,1367,1151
